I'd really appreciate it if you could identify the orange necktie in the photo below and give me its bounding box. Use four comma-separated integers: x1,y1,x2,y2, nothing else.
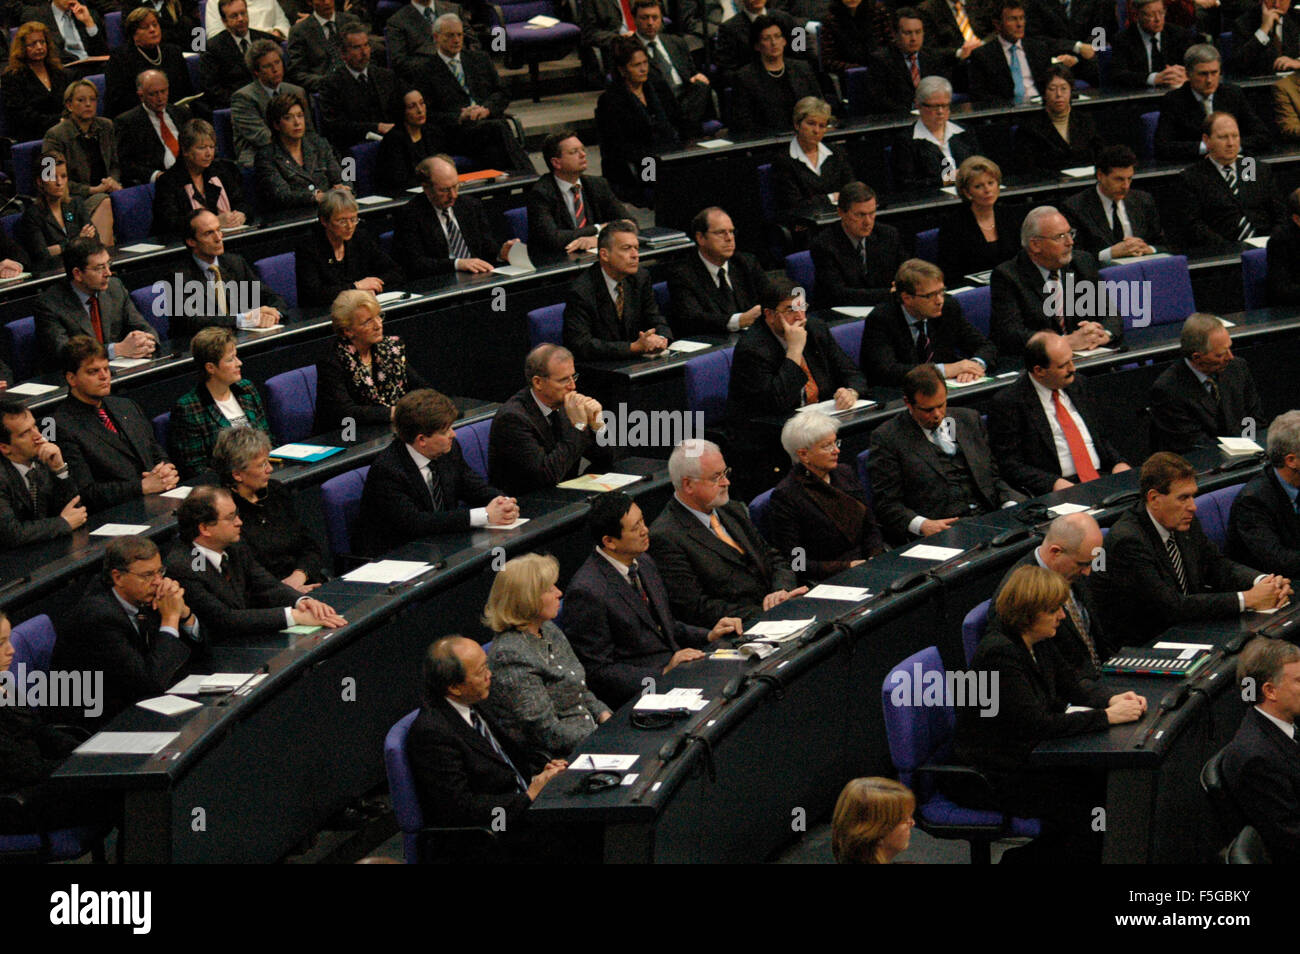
1052,390,1100,482
709,512,745,554
799,358,819,405
156,109,180,158
88,295,104,343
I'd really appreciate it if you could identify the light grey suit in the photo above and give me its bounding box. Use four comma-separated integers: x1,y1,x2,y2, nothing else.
230,79,311,168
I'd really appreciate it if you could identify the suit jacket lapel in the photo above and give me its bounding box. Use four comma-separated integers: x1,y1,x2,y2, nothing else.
397,443,435,509
672,499,749,568
438,698,512,765
902,415,951,481
597,555,664,638
2,461,34,517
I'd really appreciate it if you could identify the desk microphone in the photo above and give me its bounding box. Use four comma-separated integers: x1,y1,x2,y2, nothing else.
215,664,270,706
1101,490,1140,508
1134,682,1191,749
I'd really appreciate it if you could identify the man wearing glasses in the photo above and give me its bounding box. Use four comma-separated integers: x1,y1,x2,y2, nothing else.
395,155,518,278
667,206,770,338
488,344,612,496
990,204,1115,357
54,535,196,725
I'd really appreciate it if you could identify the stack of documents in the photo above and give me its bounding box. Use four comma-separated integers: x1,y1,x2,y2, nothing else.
342,560,434,584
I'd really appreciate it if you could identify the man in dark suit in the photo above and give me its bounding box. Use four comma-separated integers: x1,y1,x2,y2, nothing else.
198,0,278,108
860,257,996,387
1228,412,1300,577
966,0,1052,103
715,0,796,73
868,7,952,114
487,344,612,496
563,221,674,362
1221,636,1300,864
1154,45,1271,161
666,206,768,337
52,536,195,725
563,492,743,708
649,439,804,625
633,0,712,131
869,364,1026,544
21,0,107,65
1107,0,1195,89
318,24,402,151
0,400,86,549
1267,186,1300,305
810,181,904,307
168,209,285,341
1063,145,1164,261
917,0,988,66
413,12,532,173
356,389,518,556
1227,0,1300,76
1092,451,1288,644
990,205,1118,357
114,69,193,187
406,635,569,862
167,486,346,641
1024,0,1112,84
35,237,157,371
286,0,361,93
579,0,632,55
1150,312,1264,452
1169,112,1284,250
384,0,473,82
989,331,1130,496
526,131,632,258
394,155,514,278
50,337,178,512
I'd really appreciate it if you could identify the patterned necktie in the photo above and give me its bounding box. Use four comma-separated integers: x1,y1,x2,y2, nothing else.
571,184,587,228
423,5,435,29
156,109,180,158
97,406,118,434
425,461,444,510
25,471,38,511
1048,270,1065,333
615,280,625,320
1206,375,1220,404
1052,390,1100,481
1165,534,1188,594
799,358,819,404
1110,200,1125,243
87,294,104,342
238,36,248,55
1009,42,1026,103
469,709,529,793
709,511,745,554
1224,163,1255,240
1202,94,1213,117
909,53,920,86
1064,592,1099,668
210,263,228,315
953,0,976,42
627,561,650,604
443,210,471,259
914,319,932,363
548,408,565,442
858,238,867,265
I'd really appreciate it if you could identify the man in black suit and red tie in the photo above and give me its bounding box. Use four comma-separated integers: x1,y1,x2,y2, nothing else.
666,206,769,338
114,70,193,187
1228,411,1300,577
563,492,743,708
0,400,86,549
526,131,632,257
394,155,516,278
809,181,904,307
868,7,952,114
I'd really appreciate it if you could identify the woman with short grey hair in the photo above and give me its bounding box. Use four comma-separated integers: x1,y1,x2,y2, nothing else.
896,75,981,189
294,186,403,308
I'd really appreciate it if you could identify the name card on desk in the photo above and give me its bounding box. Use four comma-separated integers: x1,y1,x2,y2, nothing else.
244,324,284,334
75,732,178,755
1072,346,1116,358
342,560,433,584
1245,237,1270,249
800,397,875,416
169,673,268,695
804,584,872,601
486,517,530,530
269,443,343,462
1218,436,1263,456
161,486,193,499
108,357,150,370
745,618,815,640
136,695,202,716
900,543,963,561
1047,502,1097,517
90,523,150,536
946,376,993,389
1060,165,1095,178
4,382,58,396
356,195,391,205
831,306,873,318
493,240,536,276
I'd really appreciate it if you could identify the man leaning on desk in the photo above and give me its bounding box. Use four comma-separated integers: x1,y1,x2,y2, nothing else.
1092,451,1291,645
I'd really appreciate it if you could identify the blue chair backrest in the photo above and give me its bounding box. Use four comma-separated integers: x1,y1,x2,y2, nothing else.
104,10,123,47
130,284,168,340
854,446,872,505
264,365,318,443
652,280,670,315
255,252,298,308
830,319,864,368
0,213,15,245
110,183,156,244
748,487,774,536
456,418,493,480
383,709,424,863
1196,482,1245,551
961,598,990,667
845,66,869,115
1101,255,1194,329
320,464,370,557
11,140,41,195
503,206,528,242
10,613,56,674
152,411,170,450
85,74,106,114
1138,111,1159,160
756,162,775,221
348,140,381,196
213,108,235,159
951,285,991,337
378,229,394,256
684,346,734,428
526,303,565,348
784,251,814,301
184,52,200,91
915,227,940,264
881,646,953,791
3,316,36,383
1241,247,1268,310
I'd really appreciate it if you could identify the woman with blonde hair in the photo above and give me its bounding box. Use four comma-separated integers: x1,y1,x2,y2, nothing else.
936,154,1023,280
480,553,612,761
41,78,120,241
832,777,916,864
771,96,855,214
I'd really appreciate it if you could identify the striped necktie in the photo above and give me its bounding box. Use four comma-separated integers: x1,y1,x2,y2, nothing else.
470,710,529,792
1223,162,1255,240
1165,534,1188,594
443,210,472,259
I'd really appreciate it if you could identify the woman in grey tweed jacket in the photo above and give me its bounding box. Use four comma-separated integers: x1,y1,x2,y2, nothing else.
480,554,611,761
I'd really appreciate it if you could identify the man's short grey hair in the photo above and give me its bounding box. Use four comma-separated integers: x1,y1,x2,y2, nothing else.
668,439,721,487
1179,312,1225,358
524,343,574,383
434,12,463,31
1021,206,1062,248
247,37,282,72
914,75,952,108
1184,42,1221,70
1267,410,1300,468
780,410,837,463
1043,511,1097,553
318,187,359,221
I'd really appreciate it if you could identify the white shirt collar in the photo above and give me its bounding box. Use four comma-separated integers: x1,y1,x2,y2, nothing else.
445,696,475,726
406,442,433,471
697,249,727,281
193,541,224,571
912,117,963,147
788,135,832,174
1145,506,1172,543
1029,375,1060,403
112,587,143,616
602,267,623,302
1095,184,1116,211
347,65,368,81
313,11,335,27
597,547,634,580
1184,357,1211,385
530,389,555,418
1257,705,1297,739
438,50,460,68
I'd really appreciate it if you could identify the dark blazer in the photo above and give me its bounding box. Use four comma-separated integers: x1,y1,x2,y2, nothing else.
715,9,797,72
34,277,157,370
868,404,1025,543
312,336,428,434
384,0,474,79
988,372,1125,496
254,133,344,212
594,81,681,197
165,252,287,341
562,263,672,361
726,313,867,421
1094,501,1262,644
1154,82,1270,162
51,394,169,512
1228,466,1300,578
166,540,305,640
51,579,191,724
866,46,950,114
231,478,329,584
17,198,87,274
1025,0,1116,58
294,220,402,308
578,0,627,51
1168,155,1285,250
1014,109,1103,173
561,550,710,709
105,42,194,119
1149,356,1263,452
728,59,822,136
376,123,444,194
415,48,511,126
525,173,630,257
809,220,904,307
861,292,997,387
1267,219,1300,305
1228,6,1300,76
1220,706,1300,864
1063,185,1164,257
893,124,981,190
648,496,798,625
0,456,78,549
989,248,1116,356
820,0,881,72
114,102,194,187
42,116,120,200
936,201,1023,279
150,158,247,238
20,2,107,63
286,11,362,92
770,147,855,215
917,0,995,54
666,250,769,337
198,27,278,108
127,0,200,48
355,437,502,556
167,378,273,478
319,62,402,151
768,462,885,582
487,386,607,496
1107,23,1197,89
393,193,499,278
966,35,1052,102
0,65,70,143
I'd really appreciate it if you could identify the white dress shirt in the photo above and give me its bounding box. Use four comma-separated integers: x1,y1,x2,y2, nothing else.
405,442,488,526
1029,376,1100,477
997,34,1039,99
697,251,745,331
1095,186,1133,262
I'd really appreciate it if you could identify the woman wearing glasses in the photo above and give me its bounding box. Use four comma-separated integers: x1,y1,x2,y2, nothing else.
893,75,981,191
768,410,884,583
295,188,402,308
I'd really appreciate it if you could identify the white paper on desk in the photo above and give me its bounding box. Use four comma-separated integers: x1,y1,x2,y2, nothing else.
805,584,872,601
0,272,31,284
668,339,711,353
161,486,193,499
1048,502,1091,517
946,285,974,295
167,673,268,695
342,559,432,583
75,732,178,755
831,305,873,318
269,442,334,460
695,138,733,149
4,382,58,395
243,324,284,334
136,694,202,716
569,753,639,770
1061,165,1095,178
1219,436,1263,454
374,290,411,305
492,241,535,276
901,543,963,561
964,270,993,284
119,242,165,253
800,397,874,416
635,693,707,712
945,376,993,389
940,186,958,197
356,194,391,205
526,13,559,26
1219,319,1236,327
485,517,530,530
1153,641,1215,659
1111,251,1171,264
746,618,814,639
108,357,149,369
407,186,422,194
1072,346,1116,358
1245,235,1270,248
583,472,643,489
1251,605,1282,614
90,523,150,536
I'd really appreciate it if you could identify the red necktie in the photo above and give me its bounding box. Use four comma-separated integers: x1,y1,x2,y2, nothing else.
617,0,635,30
88,295,104,343
97,407,118,434
909,53,920,86
1052,390,1099,482
156,109,180,158
572,184,587,228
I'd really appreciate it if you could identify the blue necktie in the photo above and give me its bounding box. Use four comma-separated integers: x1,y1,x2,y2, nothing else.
1009,42,1026,103
470,710,529,793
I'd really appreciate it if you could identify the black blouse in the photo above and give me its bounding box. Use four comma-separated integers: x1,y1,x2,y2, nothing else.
18,197,92,273
0,65,71,143
936,202,1024,280
229,479,329,583
294,220,404,308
